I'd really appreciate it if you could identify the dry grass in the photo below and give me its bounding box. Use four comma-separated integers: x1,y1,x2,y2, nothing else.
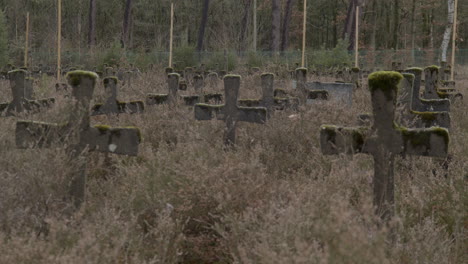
0,68,466,263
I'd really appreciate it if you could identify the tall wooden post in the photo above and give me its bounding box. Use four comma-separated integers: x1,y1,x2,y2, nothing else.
355,5,359,68
24,12,29,68
450,0,458,81
169,2,174,68
57,0,62,82
301,0,307,67
253,0,257,51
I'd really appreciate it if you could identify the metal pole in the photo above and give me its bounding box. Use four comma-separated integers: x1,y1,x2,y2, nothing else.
24,12,29,68
169,2,174,68
450,0,458,81
355,5,359,68
57,0,62,82
301,0,307,67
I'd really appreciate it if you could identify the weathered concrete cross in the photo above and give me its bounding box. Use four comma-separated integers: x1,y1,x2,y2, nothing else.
320,71,449,220
194,75,267,146
0,69,55,116
146,73,222,107
404,67,450,112
294,68,351,106
91,77,144,115
16,71,141,208
237,73,299,114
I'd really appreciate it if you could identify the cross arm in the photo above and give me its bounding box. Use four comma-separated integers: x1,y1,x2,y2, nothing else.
117,101,144,114
16,120,69,148
146,94,168,105
82,126,141,156
237,107,267,123
320,125,370,155
418,98,450,112
397,127,449,158
194,103,224,121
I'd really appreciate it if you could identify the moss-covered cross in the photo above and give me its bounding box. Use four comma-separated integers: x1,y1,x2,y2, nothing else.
91,76,144,115
295,68,350,106
238,73,299,114
0,69,55,116
146,73,222,107
16,70,142,208
194,75,267,146
320,71,449,220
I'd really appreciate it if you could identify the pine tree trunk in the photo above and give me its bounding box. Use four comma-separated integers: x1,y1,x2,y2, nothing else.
271,0,281,52
197,0,210,52
87,0,96,47
239,0,252,53
440,0,455,62
121,0,133,48
280,0,295,52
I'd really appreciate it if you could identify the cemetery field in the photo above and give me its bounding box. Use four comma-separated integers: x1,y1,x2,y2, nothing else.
0,68,466,263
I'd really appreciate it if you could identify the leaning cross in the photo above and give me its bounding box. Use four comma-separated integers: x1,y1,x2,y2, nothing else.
91,77,144,115
320,71,449,220
16,71,141,208
194,75,267,146
0,69,55,116
238,73,299,114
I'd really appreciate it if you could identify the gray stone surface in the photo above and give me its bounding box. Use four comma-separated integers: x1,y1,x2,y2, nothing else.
320,71,449,220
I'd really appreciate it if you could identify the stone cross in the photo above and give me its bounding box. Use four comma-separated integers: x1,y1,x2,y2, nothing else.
0,70,55,116
404,67,450,112
147,73,222,107
294,68,352,106
398,73,451,128
91,77,144,116
16,70,141,208
194,75,267,146
238,73,299,114
320,71,449,220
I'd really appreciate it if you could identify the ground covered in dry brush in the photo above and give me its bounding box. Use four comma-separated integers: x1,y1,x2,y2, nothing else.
0,68,466,263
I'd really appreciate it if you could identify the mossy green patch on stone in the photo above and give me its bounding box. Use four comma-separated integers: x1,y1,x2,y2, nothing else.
425,65,440,72
224,74,241,80
398,126,449,150
104,76,119,85
351,67,360,73
368,71,403,101
66,70,99,86
94,124,111,134
405,67,423,74
8,69,27,75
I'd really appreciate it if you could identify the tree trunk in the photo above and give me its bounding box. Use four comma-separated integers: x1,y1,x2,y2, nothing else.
410,0,417,63
343,0,357,50
121,0,133,48
271,0,281,52
393,0,400,50
239,0,252,53
280,0,296,51
87,0,96,47
197,0,210,52
440,0,455,62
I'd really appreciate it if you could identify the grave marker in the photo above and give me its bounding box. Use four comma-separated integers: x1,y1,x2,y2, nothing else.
238,73,299,113
194,75,267,146
91,77,144,115
320,71,449,220
0,70,55,116
16,71,141,208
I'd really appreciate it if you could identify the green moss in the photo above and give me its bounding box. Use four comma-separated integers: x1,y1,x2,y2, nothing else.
196,103,223,110
104,76,119,85
8,69,27,75
411,111,439,122
351,67,360,73
402,73,415,82
405,67,423,74
261,73,274,78
168,72,180,78
368,71,403,101
397,126,449,150
425,65,440,72
94,125,111,134
295,67,307,74
25,77,34,81
66,70,99,86
224,74,241,80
